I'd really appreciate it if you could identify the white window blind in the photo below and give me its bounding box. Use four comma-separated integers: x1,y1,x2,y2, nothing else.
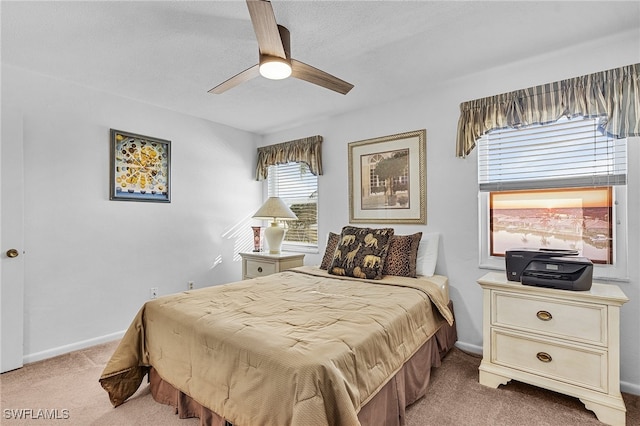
267,162,318,246
478,116,627,191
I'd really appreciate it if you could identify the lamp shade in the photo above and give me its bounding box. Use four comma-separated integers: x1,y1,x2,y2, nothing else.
252,197,298,254
252,197,298,221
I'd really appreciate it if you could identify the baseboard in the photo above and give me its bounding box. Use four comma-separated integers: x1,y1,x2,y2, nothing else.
455,341,482,355
621,381,640,396
455,340,640,396
23,330,125,364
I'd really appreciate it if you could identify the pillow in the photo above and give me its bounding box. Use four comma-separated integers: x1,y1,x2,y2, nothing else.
328,226,394,279
320,232,340,270
416,232,440,277
383,232,422,277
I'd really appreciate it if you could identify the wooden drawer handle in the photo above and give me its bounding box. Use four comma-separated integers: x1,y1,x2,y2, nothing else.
257,267,263,273
536,352,553,363
536,310,553,321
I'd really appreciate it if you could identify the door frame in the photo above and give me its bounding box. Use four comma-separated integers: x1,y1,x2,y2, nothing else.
1,108,25,373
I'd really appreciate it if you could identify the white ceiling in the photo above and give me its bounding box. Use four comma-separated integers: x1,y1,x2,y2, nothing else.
2,1,639,134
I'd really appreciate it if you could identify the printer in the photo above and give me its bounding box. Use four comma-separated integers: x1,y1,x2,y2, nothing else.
521,256,593,291
505,248,593,291
505,248,578,282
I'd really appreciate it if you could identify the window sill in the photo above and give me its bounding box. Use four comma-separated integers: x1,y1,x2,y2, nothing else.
281,243,319,254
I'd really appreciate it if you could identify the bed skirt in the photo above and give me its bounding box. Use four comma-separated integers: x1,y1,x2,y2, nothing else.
149,301,457,426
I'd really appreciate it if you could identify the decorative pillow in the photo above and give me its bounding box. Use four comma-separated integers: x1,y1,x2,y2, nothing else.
328,226,394,280
383,232,422,277
416,232,440,277
320,232,340,270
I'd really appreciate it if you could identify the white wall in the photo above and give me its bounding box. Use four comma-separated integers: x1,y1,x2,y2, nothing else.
3,65,261,360
259,30,640,393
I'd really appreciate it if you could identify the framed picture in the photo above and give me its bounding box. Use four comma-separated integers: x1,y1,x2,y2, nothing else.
349,129,426,224
110,129,171,202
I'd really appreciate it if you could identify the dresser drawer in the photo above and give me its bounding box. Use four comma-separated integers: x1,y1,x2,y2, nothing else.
240,252,305,280
493,291,606,345
244,259,276,278
492,329,608,393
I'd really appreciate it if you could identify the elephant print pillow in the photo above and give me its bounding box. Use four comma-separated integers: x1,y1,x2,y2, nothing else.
328,226,394,280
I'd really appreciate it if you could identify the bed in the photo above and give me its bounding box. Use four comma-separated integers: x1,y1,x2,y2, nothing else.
100,229,456,426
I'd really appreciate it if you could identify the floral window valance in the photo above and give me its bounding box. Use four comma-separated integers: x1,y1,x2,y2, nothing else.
256,135,323,180
456,63,640,158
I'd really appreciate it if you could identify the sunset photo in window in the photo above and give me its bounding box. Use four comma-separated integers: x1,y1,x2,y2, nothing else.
490,187,613,264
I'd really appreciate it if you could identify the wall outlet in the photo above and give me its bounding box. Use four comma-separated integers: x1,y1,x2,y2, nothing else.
150,287,158,299
188,281,194,290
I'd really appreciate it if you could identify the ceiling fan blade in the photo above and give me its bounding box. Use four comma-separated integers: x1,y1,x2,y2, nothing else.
291,59,354,95
208,64,260,94
246,0,286,59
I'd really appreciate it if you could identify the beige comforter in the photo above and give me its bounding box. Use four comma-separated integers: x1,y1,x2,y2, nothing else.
100,266,453,426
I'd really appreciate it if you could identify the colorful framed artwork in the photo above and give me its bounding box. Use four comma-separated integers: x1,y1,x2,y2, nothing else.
109,129,171,202
348,129,426,224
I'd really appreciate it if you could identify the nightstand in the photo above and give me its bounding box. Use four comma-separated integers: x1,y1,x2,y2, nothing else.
240,252,305,280
477,271,628,426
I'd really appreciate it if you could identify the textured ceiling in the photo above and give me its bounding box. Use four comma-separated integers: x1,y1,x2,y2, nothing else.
2,1,639,134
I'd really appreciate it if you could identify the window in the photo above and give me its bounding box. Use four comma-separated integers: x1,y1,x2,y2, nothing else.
478,116,629,280
489,187,613,264
267,162,318,251
368,154,385,195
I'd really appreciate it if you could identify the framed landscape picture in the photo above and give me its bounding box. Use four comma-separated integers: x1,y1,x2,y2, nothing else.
348,129,426,224
110,129,171,202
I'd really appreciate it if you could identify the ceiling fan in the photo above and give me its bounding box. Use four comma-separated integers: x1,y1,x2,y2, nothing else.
208,0,354,95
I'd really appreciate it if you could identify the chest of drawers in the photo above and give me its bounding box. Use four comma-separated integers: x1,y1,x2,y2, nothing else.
478,272,628,425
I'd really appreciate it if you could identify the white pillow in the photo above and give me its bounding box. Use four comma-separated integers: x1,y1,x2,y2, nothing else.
416,232,440,277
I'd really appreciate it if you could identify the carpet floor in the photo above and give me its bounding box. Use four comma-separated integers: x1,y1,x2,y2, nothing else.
1,340,638,425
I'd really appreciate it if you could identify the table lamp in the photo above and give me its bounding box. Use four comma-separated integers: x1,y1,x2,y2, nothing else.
252,197,298,254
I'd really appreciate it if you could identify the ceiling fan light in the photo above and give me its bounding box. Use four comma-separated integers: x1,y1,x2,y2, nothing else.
259,59,292,80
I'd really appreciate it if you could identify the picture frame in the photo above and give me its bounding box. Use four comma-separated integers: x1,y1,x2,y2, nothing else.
349,129,426,224
109,129,171,202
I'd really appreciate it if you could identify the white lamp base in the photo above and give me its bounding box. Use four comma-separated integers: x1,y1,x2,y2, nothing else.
264,222,286,254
